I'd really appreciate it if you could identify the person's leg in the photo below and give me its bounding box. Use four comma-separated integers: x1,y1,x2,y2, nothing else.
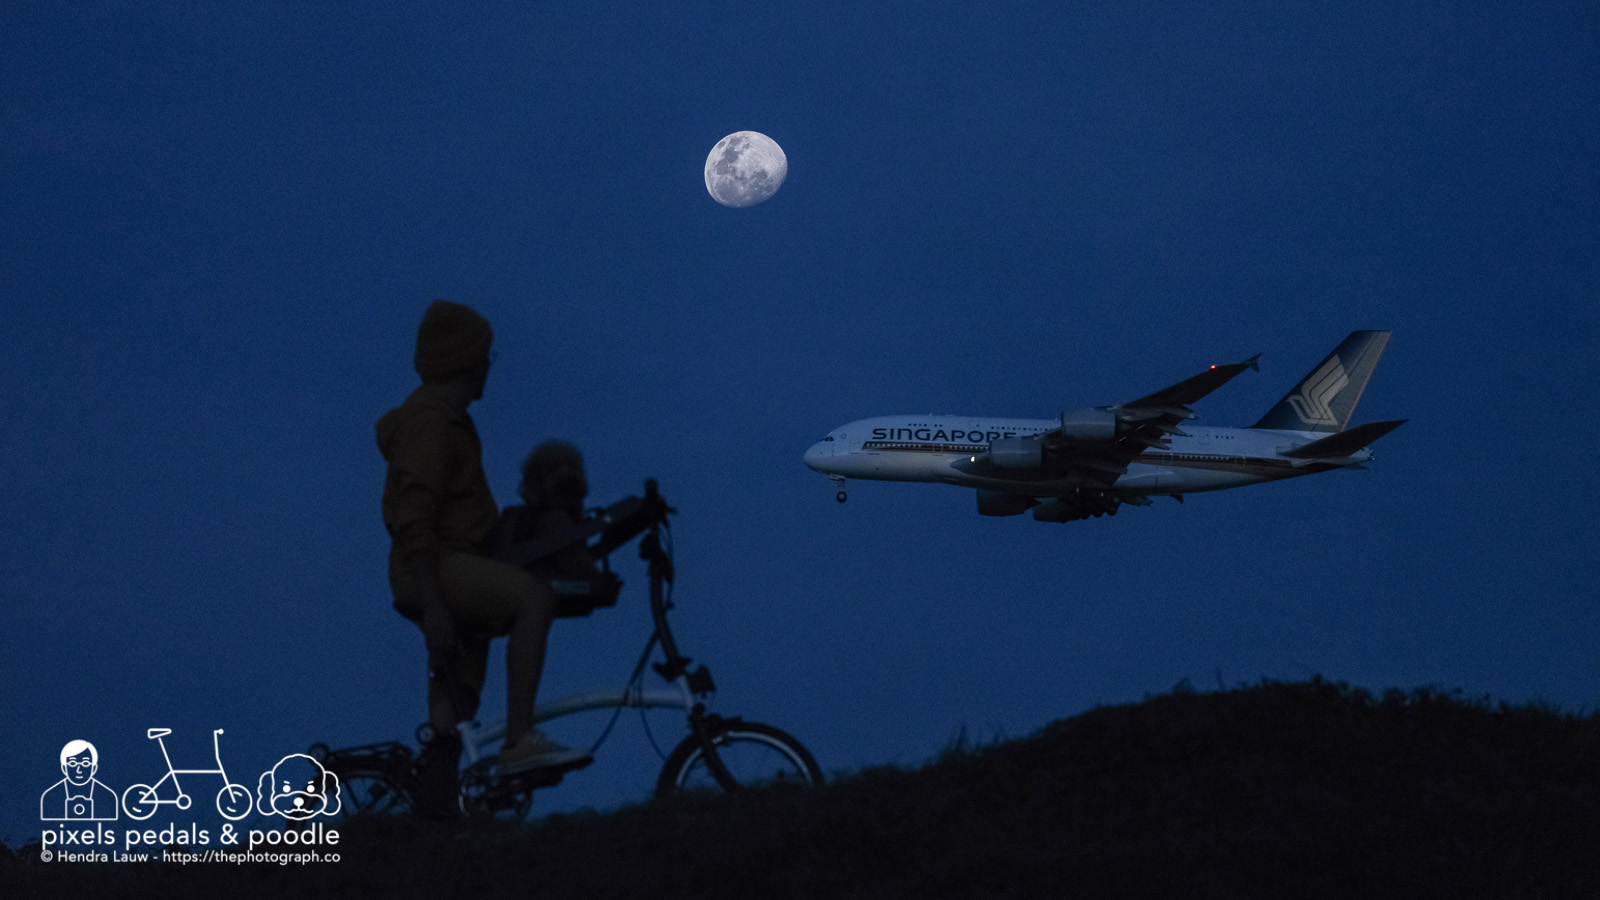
438,552,557,745
503,591,555,744
391,554,476,818
451,635,489,723
390,551,463,735
426,669,466,733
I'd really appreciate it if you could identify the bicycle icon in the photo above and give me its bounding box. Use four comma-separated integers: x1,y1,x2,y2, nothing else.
121,728,253,821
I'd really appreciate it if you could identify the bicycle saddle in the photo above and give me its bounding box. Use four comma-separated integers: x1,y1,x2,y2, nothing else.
147,728,172,739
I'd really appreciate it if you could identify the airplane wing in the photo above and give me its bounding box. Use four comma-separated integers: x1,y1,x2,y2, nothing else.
969,355,1260,486
1117,354,1261,413
1078,354,1262,479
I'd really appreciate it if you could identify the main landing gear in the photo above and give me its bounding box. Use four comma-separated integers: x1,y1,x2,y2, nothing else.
830,476,847,503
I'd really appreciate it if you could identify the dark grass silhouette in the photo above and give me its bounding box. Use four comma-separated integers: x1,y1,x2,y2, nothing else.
6,678,1597,899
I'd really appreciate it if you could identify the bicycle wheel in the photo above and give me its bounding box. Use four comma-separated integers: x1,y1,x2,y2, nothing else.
216,783,253,820
656,720,824,797
122,784,159,821
332,769,413,820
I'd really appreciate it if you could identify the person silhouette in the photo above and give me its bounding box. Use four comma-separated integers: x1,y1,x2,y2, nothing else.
377,300,589,818
41,740,118,821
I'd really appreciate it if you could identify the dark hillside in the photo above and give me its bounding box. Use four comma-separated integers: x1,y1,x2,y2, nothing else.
6,679,1597,898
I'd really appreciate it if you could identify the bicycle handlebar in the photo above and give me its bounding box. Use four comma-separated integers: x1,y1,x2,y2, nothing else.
494,480,672,569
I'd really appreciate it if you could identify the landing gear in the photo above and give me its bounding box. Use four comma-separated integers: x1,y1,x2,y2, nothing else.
830,476,847,503
1031,490,1122,523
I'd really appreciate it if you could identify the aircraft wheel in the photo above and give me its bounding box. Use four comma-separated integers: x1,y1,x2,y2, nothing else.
836,491,847,503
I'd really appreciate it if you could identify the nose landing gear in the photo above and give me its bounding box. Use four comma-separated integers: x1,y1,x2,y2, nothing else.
830,476,847,503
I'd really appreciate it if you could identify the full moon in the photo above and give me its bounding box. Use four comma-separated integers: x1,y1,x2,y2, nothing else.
704,131,787,208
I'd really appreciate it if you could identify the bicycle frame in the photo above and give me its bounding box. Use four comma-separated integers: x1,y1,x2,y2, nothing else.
316,480,821,820
458,686,689,765
142,728,231,804
462,480,741,789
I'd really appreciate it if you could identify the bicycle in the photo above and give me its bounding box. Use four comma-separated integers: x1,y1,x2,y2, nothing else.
310,479,823,820
122,728,254,821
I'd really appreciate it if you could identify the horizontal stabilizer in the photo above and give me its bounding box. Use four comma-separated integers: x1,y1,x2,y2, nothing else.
1281,420,1406,458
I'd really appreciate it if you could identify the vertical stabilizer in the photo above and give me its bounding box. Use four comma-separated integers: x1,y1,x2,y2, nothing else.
1251,331,1390,433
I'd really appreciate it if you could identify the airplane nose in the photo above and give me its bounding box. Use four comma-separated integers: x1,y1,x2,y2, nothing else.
803,442,829,472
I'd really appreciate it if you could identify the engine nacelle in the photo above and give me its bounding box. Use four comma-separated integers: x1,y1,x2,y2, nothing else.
976,490,1037,517
987,437,1042,469
1059,407,1117,441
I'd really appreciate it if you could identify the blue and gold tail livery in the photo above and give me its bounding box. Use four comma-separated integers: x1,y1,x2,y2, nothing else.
1251,331,1391,433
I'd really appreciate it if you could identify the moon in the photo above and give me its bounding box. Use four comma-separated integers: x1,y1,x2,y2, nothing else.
704,131,787,208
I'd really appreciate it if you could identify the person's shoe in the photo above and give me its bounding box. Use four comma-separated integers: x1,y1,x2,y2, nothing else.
495,731,591,775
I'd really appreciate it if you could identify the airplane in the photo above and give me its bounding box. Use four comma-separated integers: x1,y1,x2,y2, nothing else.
802,331,1403,523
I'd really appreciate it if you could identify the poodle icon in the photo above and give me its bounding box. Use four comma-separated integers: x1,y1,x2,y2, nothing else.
256,753,342,820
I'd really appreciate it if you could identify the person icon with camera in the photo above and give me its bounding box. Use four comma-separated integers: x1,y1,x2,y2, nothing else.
41,740,118,821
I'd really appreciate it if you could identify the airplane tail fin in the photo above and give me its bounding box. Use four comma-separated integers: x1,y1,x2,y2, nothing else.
1250,330,1391,433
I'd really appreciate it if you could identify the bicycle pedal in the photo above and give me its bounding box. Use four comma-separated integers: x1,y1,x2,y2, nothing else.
494,758,588,790
496,753,592,776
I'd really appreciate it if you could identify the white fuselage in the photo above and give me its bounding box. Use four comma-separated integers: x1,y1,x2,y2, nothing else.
803,415,1365,498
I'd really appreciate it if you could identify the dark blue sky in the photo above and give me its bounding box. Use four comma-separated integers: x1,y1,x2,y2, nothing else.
4,2,1596,841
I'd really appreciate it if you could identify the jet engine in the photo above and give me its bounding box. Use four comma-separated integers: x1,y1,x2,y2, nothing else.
976,490,1037,517
987,437,1042,469
1058,408,1117,441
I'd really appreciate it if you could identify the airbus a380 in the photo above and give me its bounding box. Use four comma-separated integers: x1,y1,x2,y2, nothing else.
803,331,1403,523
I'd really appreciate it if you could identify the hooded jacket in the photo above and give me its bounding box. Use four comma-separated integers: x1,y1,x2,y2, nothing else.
376,383,499,559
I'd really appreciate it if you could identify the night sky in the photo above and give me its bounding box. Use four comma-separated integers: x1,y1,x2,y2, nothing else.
4,2,1596,842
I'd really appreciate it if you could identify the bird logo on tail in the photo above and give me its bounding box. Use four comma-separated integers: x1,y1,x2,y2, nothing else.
1286,356,1348,427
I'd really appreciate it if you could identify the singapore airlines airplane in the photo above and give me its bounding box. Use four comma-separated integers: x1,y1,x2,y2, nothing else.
803,331,1403,522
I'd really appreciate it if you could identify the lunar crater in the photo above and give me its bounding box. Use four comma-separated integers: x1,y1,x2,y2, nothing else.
705,131,787,207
